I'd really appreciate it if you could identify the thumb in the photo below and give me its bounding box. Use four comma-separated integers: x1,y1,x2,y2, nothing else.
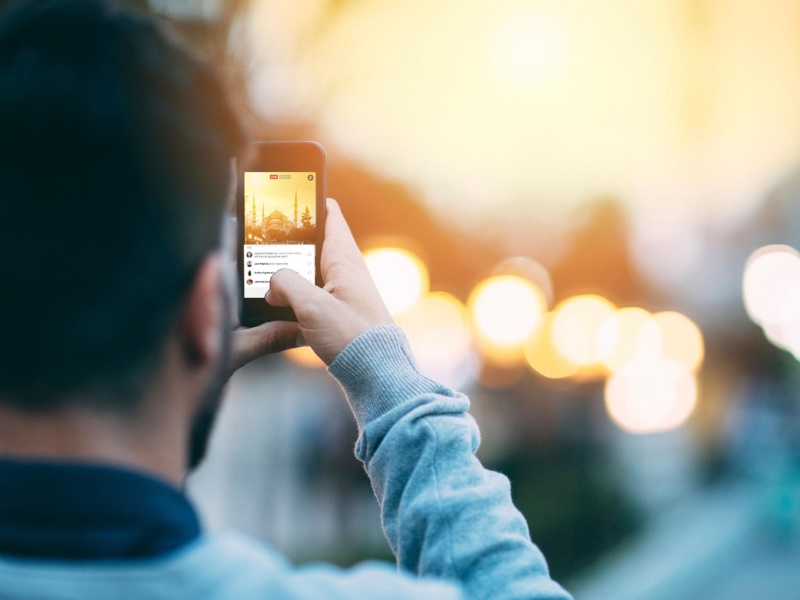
229,320,301,373
266,268,329,317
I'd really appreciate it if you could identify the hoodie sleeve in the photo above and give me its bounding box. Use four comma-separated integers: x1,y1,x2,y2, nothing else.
328,325,572,600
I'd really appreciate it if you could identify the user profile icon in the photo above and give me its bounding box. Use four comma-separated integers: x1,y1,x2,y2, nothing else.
247,261,253,267
246,251,253,258
307,174,314,181
246,279,253,285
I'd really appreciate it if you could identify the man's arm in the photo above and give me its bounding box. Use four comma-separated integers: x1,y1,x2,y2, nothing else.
265,198,571,599
328,324,571,600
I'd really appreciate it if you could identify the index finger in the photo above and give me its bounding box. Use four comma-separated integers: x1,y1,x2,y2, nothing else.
323,198,362,258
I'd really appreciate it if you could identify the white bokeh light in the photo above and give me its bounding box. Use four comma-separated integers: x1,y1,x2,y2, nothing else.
469,275,547,348
743,245,800,327
363,248,429,316
605,359,697,434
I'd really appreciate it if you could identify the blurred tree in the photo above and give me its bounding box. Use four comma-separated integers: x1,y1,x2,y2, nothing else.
552,198,654,307
301,205,312,229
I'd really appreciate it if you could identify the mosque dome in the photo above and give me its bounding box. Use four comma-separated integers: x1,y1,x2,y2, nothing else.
267,210,288,222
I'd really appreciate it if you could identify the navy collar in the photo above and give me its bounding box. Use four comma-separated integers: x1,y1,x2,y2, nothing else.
0,459,201,561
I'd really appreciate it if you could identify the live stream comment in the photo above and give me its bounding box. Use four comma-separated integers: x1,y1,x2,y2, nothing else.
244,244,315,298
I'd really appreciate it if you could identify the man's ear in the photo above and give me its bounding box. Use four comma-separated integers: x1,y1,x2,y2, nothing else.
178,253,223,367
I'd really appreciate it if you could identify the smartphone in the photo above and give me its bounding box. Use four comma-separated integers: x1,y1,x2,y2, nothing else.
237,141,326,325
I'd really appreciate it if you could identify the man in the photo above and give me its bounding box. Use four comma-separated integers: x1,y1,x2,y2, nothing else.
0,1,571,598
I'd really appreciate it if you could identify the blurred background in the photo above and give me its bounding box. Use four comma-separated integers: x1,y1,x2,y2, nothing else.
144,1,800,597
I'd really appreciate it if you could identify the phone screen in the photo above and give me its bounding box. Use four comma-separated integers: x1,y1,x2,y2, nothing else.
243,171,317,298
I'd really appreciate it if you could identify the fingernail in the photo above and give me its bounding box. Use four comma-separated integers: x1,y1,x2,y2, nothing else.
295,331,307,347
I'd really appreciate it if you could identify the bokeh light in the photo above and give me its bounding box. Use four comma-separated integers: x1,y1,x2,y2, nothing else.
605,359,697,434
771,283,800,362
396,292,472,374
524,312,580,379
778,283,800,358
596,307,654,371
741,245,800,361
649,312,705,373
743,245,800,327
363,248,429,316
551,295,616,366
468,275,547,358
762,317,792,350
492,257,554,308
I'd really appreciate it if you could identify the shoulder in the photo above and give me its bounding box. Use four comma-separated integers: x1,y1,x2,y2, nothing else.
0,533,462,599
193,532,463,599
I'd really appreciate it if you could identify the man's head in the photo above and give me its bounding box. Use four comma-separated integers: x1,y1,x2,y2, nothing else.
0,0,244,470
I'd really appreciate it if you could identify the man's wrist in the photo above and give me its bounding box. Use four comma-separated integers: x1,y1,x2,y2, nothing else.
327,324,447,431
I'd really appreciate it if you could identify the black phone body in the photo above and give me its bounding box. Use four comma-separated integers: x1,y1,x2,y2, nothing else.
237,141,326,325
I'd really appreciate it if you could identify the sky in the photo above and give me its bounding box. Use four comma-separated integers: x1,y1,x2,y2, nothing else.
235,0,800,234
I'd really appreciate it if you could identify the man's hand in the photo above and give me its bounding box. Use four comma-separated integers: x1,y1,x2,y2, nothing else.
266,198,394,365
227,198,393,372
228,320,301,374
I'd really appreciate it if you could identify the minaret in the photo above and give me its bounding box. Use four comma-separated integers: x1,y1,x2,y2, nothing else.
260,194,264,223
250,193,256,224
294,189,298,227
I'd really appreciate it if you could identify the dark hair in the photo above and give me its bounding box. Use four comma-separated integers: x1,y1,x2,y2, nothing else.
0,0,245,410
